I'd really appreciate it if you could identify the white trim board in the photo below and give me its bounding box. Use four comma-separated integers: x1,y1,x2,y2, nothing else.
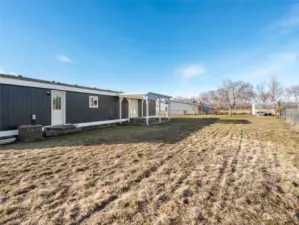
0,119,130,138
75,119,129,127
0,130,18,137
0,76,119,96
171,100,197,106
147,115,157,118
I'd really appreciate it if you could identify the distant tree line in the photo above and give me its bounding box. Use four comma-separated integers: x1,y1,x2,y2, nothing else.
173,76,299,116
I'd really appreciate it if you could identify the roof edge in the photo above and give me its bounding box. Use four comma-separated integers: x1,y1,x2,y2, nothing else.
0,73,121,94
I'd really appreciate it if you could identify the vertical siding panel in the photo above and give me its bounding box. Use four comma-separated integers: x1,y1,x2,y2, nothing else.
66,92,119,124
2,85,15,130
31,88,51,126
0,85,51,131
0,84,2,130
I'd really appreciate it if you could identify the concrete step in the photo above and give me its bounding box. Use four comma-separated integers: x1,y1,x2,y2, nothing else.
44,124,76,132
44,126,82,137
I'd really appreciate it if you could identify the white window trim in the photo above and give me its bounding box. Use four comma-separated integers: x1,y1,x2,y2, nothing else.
89,96,99,108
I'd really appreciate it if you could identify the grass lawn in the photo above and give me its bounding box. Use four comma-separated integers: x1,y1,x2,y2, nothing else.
0,115,299,224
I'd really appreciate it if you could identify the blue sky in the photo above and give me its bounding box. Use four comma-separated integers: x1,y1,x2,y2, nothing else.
1,0,299,97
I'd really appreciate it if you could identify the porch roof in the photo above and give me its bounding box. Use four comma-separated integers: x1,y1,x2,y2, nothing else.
119,92,172,101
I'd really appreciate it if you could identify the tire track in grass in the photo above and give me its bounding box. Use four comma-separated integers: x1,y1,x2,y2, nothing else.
4,118,299,225
176,123,236,224
157,124,236,224
82,126,226,224
73,132,209,225
179,127,234,225
72,144,184,225
196,124,235,222
210,127,243,218
145,126,232,225
242,129,296,223
258,137,298,223
67,144,177,197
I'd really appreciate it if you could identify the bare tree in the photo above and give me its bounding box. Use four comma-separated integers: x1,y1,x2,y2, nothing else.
172,96,188,101
199,91,215,104
173,96,198,103
199,90,223,109
286,85,299,108
256,81,269,102
268,76,283,102
241,84,255,109
199,92,210,104
217,80,253,116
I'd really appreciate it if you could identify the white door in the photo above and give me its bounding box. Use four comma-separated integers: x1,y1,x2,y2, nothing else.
129,99,139,117
51,91,65,125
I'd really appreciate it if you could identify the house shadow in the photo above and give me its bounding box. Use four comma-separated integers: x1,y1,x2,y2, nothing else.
0,117,252,150
214,119,252,124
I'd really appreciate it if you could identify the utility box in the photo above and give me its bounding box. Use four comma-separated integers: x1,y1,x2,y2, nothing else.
18,125,43,142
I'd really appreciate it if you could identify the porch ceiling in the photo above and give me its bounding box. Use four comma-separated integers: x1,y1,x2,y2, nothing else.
119,92,172,101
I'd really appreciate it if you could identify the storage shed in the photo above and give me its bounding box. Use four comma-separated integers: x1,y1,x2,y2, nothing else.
169,100,198,115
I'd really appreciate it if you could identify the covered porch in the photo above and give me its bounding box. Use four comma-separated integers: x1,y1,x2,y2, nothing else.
118,92,172,125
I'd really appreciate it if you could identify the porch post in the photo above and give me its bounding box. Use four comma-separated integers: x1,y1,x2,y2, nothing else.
119,97,123,123
146,98,149,125
168,99,171,121
159,97,161,123
128,98,131,122
141,99,144,118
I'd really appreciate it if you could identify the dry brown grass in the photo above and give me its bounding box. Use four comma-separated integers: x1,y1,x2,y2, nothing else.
0,116,299,225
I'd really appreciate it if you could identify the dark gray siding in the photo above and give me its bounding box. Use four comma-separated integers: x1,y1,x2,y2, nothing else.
122,98,129,119
0,84,2,130
66,92,120,124
0,84,51,131
143,100,156,116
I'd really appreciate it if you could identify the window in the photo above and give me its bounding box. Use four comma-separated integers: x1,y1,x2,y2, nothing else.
165,106,168,111
89,96,98,108
53,96,62,110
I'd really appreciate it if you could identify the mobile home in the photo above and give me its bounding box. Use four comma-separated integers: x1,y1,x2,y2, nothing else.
0,74,171,137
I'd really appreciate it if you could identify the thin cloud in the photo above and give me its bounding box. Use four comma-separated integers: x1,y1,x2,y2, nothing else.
263,4,299,33
176,64,207,78
57,54,73,64
0,67,17,75
238,52,298,81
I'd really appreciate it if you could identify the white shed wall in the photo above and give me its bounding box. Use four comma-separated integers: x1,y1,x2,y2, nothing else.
171,101,198,115
156,102,168,113
155,100,198,115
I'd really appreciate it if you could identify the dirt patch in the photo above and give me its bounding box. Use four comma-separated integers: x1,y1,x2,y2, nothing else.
0,116,298,224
